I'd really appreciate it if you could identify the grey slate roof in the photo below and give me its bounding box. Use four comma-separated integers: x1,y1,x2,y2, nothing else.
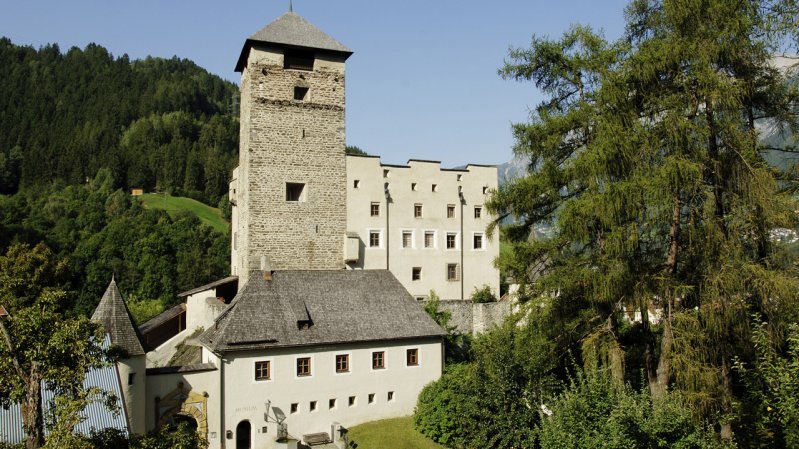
199,270,446,353
235,11,353,72
137,303,185,335
0,335,129,444
91,279,145,356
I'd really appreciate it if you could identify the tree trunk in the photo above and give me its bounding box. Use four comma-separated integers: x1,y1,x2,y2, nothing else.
22,363,43,449
705,103,726,229
720,355,734,441
653,195,681,396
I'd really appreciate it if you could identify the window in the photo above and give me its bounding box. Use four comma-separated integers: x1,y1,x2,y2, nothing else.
474,206,482,219
412,267,421,281
447,263,460,281
336,354,349,373
348,396,356,407
407,348,419,366
286,182,306,202
370,202,380,217
473,233,484,250
411,182,417,191
284,49,314,71
482,186,488,194
290,403,299,414
383,169,389,178
424,231,435,248
387,391,395,401
310,401,317,412
329,398,336,409
432,184,438,192
402,231,413,248
369,231,381,248
414,204,422,218
457,174,463,181
447,204,455,218
254,361,270,381
446,233,457,249
354,179,360,188
368,393,375,404
297,357,311,377
293,86,309,101
128,373,136,385
372,351,385,369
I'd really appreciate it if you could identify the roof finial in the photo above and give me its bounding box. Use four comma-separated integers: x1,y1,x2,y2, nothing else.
111,273,115,283
289,0,293,12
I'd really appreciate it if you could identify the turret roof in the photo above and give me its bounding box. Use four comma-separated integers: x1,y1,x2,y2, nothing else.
91,279,145,356
235,11,352,72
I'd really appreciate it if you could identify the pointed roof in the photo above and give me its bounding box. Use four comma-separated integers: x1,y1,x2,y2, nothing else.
91,279,145,356
199,270,446,353
235,11,353,72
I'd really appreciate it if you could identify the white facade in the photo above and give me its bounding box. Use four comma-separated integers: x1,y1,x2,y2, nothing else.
345,156,499,300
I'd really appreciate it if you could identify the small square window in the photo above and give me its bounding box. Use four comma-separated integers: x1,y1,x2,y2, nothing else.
372,351,385,369
402,231,413,248
447,263,460,281
290,403,299,414
424,231,435,248
482,186,488,194
297,357,311,377
446,233,457,249
329,398,336,409
370,202,380,217
349,396,356,407
369,231,381,248
354,180,360,188
412,267,421,281
474,234,484,250
447,204,455,218
387,391,395,401
286,182,306,202
310,400,317,412
407,348,419,366
414,204,422,218
255,361,270,381
368,393,375,404
432,184,438,192
294,86,309,101
411,182,417,191
336,354,349,373
474,206,482,219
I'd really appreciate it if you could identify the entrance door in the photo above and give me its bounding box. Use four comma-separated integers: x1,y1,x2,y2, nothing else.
236,420,251,449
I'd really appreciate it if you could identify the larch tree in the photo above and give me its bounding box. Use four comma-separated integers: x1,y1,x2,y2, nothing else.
490,0,799,439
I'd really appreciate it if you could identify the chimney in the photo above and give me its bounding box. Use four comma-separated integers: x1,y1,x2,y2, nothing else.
261,256,274,281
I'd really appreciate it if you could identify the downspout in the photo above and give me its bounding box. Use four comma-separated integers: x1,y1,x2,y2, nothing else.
384,182,391,270
458,186,464,300
219,355,225,449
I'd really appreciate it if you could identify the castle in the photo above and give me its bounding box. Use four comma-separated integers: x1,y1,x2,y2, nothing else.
2,11,503,449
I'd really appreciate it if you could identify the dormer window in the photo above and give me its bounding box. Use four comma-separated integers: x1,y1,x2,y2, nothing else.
284,49,314,71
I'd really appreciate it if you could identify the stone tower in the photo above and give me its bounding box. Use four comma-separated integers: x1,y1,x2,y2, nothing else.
231,12,352,283
91,279,146,435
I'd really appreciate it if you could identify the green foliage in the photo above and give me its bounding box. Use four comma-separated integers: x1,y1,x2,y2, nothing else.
345,145,369,156
125,294,166,326
347,416,444,449
138,193,228,234
539,369,730,449
422,291,471,363
85,423,207,449
470,284,497,303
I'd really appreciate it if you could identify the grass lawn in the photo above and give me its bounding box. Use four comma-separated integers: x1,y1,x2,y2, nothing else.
346,416,445,449
138,193,228,233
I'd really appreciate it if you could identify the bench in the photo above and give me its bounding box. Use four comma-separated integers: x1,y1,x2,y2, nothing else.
303,432,332,446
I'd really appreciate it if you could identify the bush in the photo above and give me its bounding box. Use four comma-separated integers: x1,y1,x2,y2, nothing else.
470,285,497,303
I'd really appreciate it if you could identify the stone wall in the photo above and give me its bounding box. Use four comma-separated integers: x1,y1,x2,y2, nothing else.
437,300,511,335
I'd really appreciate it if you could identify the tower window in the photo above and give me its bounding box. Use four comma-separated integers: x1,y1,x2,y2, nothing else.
294,86,309,101
286,183,306,202
284,49,314,71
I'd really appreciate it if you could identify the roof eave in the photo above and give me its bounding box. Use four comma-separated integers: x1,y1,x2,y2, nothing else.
234,39,353,73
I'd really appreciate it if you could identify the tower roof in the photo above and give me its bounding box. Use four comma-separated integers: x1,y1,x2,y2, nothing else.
91,279,145,356
235,11,353,72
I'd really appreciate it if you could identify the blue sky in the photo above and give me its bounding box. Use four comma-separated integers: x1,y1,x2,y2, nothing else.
0,0,630,167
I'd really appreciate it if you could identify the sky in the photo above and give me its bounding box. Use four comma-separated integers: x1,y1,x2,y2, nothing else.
0,0,631,167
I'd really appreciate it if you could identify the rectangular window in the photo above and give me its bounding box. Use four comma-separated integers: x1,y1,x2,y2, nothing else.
310,400,317,411
369,231,381,248
349,396,356,407
368,393,375,404
372,351,385,369
297,357,311,377
446,233,457,249
254,361,270,381
286,182,306,202
447,263,460,281
406,348,419,366
290,403,299,414
411,182,417,191
482,186,488,194
370,202,380,217
432,184,438,192
447,204,455,218
383,169,390,178
402,231,413,248
284,49,314,71
424,231,435,248
474,206,482,218
412,267,421,281
293,86,309,101
329,398,336,409
414,204,423,218
387,391,395,401
457,174,463,181
354,179,360,188
336,354,349,373
128,373,136,385
473,233,483,250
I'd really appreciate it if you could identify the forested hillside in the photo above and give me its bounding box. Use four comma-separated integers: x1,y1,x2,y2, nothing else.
0,38,239,206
